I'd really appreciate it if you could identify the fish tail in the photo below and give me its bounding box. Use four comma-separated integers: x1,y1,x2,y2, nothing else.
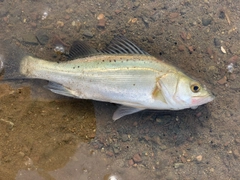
0,42,28,80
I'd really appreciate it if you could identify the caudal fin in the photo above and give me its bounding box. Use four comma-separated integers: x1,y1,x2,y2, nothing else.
0,41,27,80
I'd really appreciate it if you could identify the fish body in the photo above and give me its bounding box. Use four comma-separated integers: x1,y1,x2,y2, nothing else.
2,36,214,120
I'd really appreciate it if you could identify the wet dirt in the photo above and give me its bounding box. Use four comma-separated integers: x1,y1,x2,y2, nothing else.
0,0,240,179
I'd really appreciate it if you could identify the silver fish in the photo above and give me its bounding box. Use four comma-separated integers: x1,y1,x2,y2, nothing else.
1,36,214,120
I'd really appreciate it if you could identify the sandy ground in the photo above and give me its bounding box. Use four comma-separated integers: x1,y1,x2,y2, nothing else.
0,0,239,179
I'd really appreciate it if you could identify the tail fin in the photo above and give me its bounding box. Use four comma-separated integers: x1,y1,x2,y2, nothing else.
0,41,27,80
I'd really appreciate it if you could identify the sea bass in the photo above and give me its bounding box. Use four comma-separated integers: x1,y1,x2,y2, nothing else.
1,36,214,120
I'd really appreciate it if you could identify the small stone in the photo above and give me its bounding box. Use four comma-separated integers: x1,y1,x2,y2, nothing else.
131,18,138,23
128,159,134,166
235,138,240,144
21,34,39,45
233,149,240,159
112,145,120,154
97,19,106,28
121,134,129,142
36,31,49,45
178,45,185,51
227,55,239,64
214,38,221,47
133,153,142,163
56,21,64,27
64,15,70,20
174,163,184,169
196,155,203,162
169,12,179,19
217,76,227,85
97,13,105,20
115,10,121,14
106,151,114,157
202,17,212,26
83,30,94,38
221,46,226,54
188,46,195,53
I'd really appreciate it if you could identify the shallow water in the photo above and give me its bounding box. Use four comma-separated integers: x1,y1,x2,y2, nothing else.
0,0,240,179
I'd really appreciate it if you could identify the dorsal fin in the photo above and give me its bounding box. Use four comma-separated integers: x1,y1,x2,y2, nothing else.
67,41,99,60
67,36,149,60
102,35,149,55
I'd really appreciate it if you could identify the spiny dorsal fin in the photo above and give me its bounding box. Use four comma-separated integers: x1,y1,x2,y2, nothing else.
102,35,149,55
67,41,99,60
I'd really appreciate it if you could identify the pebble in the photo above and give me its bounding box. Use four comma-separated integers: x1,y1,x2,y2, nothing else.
20,34,39,45
169,12,179,19
133,153,142,163
220,46,226,54
174,163,184,169
227,55,239,64
217,76,227,85
196,155,203,162
97,13,105,20
97,19,106,28
56,21,64,27
131,18,138,23
178,45,185,51
121,134,129,142
83,30,94,38
128,159,134,166
233,149,240,159
106,151,114,157
112,145,120,154
36,31,49,45
202,17,212,26
214,38,221,47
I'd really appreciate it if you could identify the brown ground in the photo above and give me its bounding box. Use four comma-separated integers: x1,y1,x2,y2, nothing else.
0,0,240,180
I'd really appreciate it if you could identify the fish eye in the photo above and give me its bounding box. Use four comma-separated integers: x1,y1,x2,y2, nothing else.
190,83,201,93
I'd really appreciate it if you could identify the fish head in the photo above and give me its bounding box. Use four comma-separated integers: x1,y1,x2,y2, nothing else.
158,72,214,110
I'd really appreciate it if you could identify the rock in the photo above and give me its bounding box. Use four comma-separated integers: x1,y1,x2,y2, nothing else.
169,12,179,19
174,162,184,169
36,31,49,45
214,38,221,47
217,76,227,85
97,13,105,20
133,153,142,163
227,55,239,64
83,30,94,38
196,155,203,162
97,19,106,28
56,21,64,27
121,134,129,142
128,159,134,166
178,45,185,51
112,145,120,154
233,149,240,159
106,151,114,157
202,17,212,26
20,34,39,45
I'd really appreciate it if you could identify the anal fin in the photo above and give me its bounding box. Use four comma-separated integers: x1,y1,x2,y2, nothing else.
112,106,144,121
45,82,78,98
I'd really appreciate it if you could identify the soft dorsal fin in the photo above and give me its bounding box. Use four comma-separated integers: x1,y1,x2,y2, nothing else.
102,35,149,55
67,41,99,60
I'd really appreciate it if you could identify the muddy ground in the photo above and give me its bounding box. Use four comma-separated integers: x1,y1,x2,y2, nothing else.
0,0,239,179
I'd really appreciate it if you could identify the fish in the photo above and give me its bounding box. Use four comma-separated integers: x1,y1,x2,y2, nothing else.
0,36,214,120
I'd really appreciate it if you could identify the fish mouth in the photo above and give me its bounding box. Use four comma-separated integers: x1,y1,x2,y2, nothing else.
192,94,215,106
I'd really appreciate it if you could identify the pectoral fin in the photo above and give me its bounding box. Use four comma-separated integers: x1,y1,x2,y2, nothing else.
112,106,144,121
